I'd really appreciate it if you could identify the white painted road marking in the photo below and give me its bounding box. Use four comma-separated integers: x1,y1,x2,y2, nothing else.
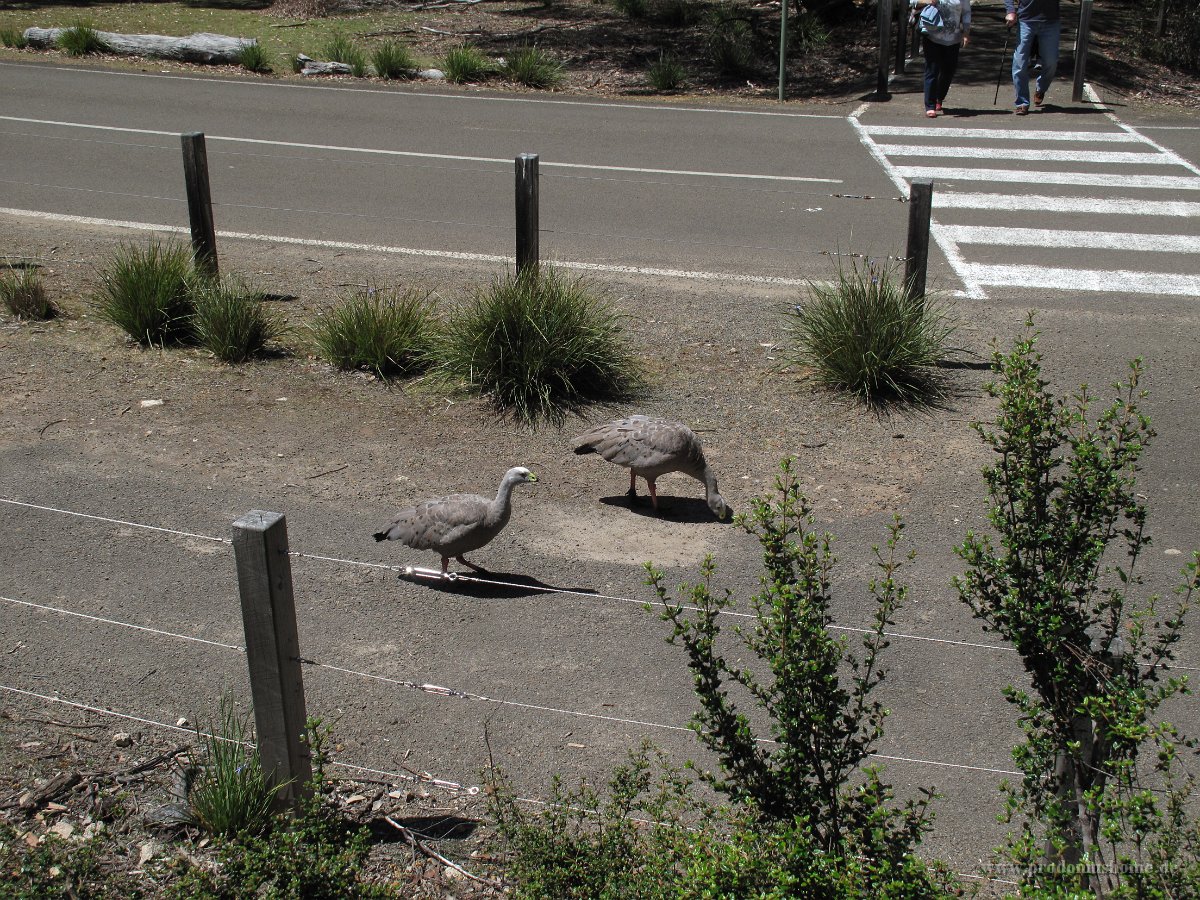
0,114,842,184
855,114,1200,298
0,206,812,287
933,193,1200,216
894,166,1200,190
940,226,1200,253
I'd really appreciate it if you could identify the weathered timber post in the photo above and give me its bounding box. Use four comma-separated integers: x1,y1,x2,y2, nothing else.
778,0,789,101
876,0,893,98
181,132,219,278
515,153,539,277
1071,0,1092,103
232,510,312,813
895,0,908,74
904,179,933,303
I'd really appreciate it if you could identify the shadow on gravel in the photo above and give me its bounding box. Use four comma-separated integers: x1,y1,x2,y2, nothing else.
598,494,733,524
368,814,478,843
405,569,598,600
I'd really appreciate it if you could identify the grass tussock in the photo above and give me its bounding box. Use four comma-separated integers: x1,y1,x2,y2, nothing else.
371,39,416,79
185,695,282,839
501,45,565,89
237,40,272,73
94,241,196,346
311,286,436,378
322,31,367,76
0,27,28,49
438,266,644,423
647,50,686,90
1,268,56,320
787,260,957,405
441,44,491,83
192,277,286,362
57,22,107,57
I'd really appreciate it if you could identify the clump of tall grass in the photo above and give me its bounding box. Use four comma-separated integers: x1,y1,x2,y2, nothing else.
647,51,686,90
1,27,29,49
786,260,957,404
237,41,272,73
192,277,286,362
501,45,565,89
1,268,56,320
311,286,436,378
94,241,196,346
704,8,755,75
437,266,644,423
57,22,108,57
441,44,491,83
789,10,830,53
322,31,367,77
371,39,416,79
185,694,282,839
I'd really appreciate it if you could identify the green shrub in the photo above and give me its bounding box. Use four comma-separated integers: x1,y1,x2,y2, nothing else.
192,277,285,362
704,7,756,75
1,27,29,49
371,39,416,79
787,260,957,404
437,266,644,423
237,41,272,73
441,44,491,83
1134,3,1200,73
94,240,196,345
323,31,367,76
612,0,649,18
501,45,565,89
789,10,831,53
185,694,283,839
311,286,435,378
1,268,56,320
647,50,685,90
0,819,142,898
57,22,108,57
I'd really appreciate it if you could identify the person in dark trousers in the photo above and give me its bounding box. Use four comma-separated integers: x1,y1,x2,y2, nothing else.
1005,0,1060,114
911,0,971,118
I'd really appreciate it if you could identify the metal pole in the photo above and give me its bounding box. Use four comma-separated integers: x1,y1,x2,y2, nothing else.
515,153,539,277
181,132,219,278
904,179,933,303
778,0,789,102
232,510,313,814
876,0,893,98
1071,0,1092,103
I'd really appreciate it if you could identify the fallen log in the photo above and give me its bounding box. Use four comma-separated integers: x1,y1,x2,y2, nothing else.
23,27,257,65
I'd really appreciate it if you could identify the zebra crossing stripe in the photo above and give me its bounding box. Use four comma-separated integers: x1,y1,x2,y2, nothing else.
933,193,1200,216
860,125,1140,142
939,226,1200,253
895,167,1200,190
961,264,1200,295
877,145,1174,165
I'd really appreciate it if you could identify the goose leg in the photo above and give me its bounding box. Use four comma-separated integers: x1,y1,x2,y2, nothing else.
458,555,487,573
648,478,659,510
440,556,451,575
626,470,639,504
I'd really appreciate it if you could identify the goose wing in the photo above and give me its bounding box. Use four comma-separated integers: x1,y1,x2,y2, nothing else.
376,493,493,553
574,416,699,472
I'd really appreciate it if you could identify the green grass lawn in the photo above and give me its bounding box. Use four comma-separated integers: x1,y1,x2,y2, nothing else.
0,2,428,76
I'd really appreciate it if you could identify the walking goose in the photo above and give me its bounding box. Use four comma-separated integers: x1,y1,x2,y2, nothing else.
373,466,538,574
572,416,730,520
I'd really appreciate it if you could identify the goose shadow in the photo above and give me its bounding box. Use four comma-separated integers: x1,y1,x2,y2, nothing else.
401,568,597,599
367,814,478,843
598,494,733,524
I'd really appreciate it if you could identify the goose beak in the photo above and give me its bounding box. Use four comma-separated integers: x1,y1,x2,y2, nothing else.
527,472,539,483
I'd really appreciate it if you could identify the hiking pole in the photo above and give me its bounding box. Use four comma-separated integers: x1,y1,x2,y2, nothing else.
994,27,1010,105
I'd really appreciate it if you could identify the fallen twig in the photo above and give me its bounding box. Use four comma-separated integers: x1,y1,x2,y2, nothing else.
270,21,310,28
38,419,66,437
385,815,501,888
306,464,349,480
412,0,486,10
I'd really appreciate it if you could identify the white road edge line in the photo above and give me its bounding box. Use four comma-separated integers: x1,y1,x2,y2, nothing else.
0,206,813,287
1084,84,1200,178
0,114,842,184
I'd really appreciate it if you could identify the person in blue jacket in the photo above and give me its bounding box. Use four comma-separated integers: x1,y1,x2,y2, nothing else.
1005,0,1061,114
911,0,971,118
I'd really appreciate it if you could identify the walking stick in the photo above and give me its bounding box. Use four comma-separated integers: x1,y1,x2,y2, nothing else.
994,30,1010,105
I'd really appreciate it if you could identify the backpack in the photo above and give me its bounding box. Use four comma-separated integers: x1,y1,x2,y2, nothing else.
918,4,946,34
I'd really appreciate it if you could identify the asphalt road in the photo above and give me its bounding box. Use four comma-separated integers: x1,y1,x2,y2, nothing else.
2,55,1199,884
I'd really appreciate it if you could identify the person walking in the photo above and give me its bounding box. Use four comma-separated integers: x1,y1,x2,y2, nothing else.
1005,0,1060,115
911,0,971,118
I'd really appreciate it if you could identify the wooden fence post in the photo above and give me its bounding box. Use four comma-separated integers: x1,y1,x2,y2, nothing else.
876,0,893,98
232,510,312,813
1071,0,1092,103
895,1,908,75
904,179,933,303
515,153,539,277
181,132,219,278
